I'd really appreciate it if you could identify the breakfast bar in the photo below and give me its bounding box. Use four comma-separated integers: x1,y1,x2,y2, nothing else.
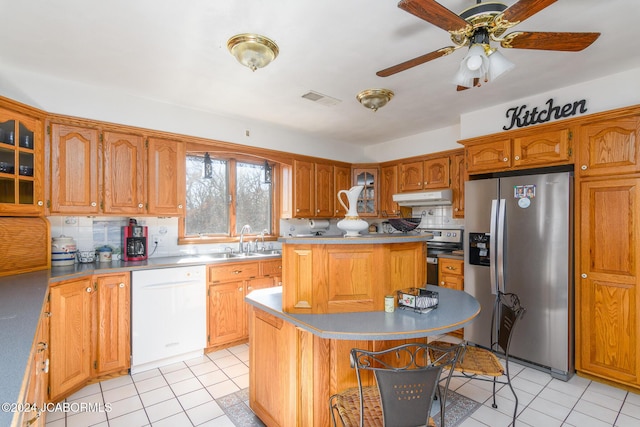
246,234,480,427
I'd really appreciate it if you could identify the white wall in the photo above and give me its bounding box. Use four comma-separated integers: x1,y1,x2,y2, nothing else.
0,64,365,163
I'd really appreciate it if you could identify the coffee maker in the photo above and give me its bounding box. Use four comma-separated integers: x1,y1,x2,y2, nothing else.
123,219,148,261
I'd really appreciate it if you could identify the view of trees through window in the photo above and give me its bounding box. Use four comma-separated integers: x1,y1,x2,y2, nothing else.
185,154,272,238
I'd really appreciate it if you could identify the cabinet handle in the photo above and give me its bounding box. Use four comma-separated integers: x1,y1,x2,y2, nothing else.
503,157,509,162
44,311,51,317
138,203,144,208
86,287,92,293
90,201,97,207
514,155,520,160
36,342,48,352
37,200,44,206
42,358,50,373
25,411,41,425
581,273,587,278
178,204,183,209
581,165,587,171
446,266,456,270
119,282,125,288
233,270,242,274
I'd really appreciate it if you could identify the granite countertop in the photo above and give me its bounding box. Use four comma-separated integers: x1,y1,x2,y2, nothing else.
279,232,433,244
245,286,480,340
0,252,281,425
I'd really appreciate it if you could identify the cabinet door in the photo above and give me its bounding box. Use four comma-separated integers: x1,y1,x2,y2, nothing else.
465,139,512,174
292,160,314,217
315,163,334,217
49,123,100,214
451,152,465,218
353,168,378,217
147,137,185,216
333,166,351,217
513,128,572,168
380,164,399,217
103,131,146,215
577,177,639,386
577,115,640,177
422,157,450,189
0,108,44,215
208,281,246,346
399,161,423,192
49,277,93,401
95,273,130,375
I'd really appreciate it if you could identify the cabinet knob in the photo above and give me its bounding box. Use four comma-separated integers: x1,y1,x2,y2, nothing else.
503,157,509,162
248,286,253,291
119,282,125,288
440,281,445,285
581,165,587,171
454,208,459,212
138,203,144,208
86,287,92,293
581,273,587,278
446,266,456,270
178,204,183,209
91,201,97,207
317,209,320,213
238,287,243,291
233,270,242,274
296,208,300,212
37,200,44,206
514,156,520,160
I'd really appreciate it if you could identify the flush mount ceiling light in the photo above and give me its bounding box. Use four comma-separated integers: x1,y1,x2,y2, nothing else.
227,33,279,71
356,89,394,112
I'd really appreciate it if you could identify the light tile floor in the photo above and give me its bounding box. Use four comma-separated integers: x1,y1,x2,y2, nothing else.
44,343,640,427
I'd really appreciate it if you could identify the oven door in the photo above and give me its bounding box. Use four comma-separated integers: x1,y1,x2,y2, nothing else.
426,256,438,286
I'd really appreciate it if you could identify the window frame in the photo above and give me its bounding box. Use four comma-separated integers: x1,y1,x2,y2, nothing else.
179,152,280,245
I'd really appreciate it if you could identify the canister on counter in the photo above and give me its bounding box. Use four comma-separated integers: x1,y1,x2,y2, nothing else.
384,295,395,313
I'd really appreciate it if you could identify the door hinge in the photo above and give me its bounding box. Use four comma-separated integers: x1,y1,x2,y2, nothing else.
99,133,103,143
47,386,50,397
145,139,148,148
46,200,51,208
568,130,573,141
207,334,210,344
568,147,573,157
46,125,51,135
94,282,98,291
94,361,97,370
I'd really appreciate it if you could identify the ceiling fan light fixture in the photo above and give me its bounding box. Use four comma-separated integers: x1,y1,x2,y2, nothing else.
227,33,279,71
462,43,489,72
487,48,515,81
356,89,394,112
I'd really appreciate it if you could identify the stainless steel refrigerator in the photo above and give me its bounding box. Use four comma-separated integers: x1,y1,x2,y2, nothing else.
464,170,573,380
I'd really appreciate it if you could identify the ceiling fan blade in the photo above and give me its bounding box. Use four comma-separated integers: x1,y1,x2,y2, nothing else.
398,0,469,33
500,0,557,24
377,46,458,77
501,31,601,51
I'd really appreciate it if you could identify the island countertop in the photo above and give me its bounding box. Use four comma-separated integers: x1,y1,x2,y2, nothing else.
245,285,480,340
278,232,432,245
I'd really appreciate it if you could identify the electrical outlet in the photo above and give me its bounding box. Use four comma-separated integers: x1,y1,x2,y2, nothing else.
152,235,163,245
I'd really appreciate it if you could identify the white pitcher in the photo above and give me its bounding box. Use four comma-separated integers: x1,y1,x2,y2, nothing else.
336,185,369,237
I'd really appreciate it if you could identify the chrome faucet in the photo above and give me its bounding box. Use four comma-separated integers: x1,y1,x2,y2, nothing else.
239,224,251,253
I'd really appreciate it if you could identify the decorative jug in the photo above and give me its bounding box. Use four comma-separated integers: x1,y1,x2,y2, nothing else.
336,185,369,237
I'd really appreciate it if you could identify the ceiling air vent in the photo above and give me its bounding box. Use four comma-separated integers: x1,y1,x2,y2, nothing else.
301,90,341,107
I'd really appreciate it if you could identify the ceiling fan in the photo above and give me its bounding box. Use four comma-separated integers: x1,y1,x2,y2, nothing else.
377,0,601,90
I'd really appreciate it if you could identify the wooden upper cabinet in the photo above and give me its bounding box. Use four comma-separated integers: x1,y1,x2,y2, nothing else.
147,137,186,216
49,123,100,214
292,160,314,217
399,160,423,192
422,156,450,189
315,162,334,217
513,128,572,168
451,152,465,218
103,131,146,215
465,138,512,174
353,167,378,217
0,107,45,216
333,166,351,217
380,164,399,217
577,114,640,177
577,177,639,386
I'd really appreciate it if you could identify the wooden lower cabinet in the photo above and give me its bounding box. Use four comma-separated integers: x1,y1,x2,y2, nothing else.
249,306,426,427
576,176,640,389
49,273,130,401
438,258,464,338
207,260,281,350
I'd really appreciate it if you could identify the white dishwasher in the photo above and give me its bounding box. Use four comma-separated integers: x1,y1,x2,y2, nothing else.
131,265,206,373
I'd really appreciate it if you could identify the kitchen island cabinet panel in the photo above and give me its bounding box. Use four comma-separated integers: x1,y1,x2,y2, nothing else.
49,123,100,214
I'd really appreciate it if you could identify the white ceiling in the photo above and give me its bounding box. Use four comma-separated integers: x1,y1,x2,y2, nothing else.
1,0,638,147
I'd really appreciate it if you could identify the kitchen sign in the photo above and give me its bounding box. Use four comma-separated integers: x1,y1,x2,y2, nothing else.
503,98,588,130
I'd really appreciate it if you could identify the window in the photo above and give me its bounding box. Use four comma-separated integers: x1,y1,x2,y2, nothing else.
184,153,273,241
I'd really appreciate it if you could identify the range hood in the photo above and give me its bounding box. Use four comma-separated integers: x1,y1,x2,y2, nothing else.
392,189,453,207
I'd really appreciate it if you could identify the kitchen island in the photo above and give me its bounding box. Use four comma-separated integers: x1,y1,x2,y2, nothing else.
248,233,478,427
246,286,480,427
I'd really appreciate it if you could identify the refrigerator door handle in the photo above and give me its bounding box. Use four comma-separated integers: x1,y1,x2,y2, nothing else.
497,199,506,294
490,199,498,295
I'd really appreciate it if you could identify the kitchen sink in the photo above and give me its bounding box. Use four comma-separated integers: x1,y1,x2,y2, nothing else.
177,250,281,263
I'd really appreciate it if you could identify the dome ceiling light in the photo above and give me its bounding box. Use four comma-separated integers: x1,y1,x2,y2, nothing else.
227,33,279,72
356,89,394,112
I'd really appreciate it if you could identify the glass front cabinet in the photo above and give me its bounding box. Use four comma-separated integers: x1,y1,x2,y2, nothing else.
0,107,44,215
353,168,378,217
